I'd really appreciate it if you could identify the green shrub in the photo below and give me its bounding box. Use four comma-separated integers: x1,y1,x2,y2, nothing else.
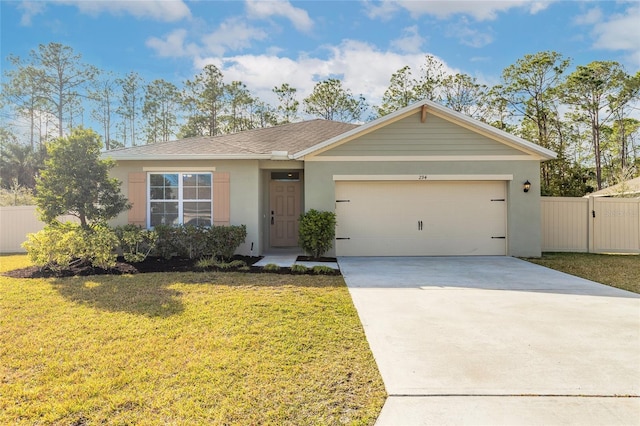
23,222,118,270
312,265,335,275
196,257,247,270
290,264,309,274
298,209,336,259
263,263,280,272
151,224,247,260
115,225,158,263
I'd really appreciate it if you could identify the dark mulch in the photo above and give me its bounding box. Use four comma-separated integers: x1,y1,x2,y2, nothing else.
4,255,341,279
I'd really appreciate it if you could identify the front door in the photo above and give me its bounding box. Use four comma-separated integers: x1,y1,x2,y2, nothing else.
270,179,301,247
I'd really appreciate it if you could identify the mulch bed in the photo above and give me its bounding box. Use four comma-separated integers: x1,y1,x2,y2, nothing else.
4,255,341,279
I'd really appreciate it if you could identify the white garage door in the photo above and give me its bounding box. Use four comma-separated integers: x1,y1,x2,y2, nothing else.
335,180,507,256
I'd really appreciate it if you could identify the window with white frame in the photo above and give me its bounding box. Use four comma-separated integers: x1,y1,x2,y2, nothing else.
148,172,212,227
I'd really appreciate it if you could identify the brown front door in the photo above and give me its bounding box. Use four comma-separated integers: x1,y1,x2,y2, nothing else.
270,179,301,247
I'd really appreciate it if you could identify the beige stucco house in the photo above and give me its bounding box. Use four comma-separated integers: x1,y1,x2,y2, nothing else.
106,100,556,258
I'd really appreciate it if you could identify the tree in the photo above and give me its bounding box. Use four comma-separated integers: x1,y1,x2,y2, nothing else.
180,64,226,137
14,43,98,138
376,65,419,117
0,140,45,189
414,55,446,102
116,71,143,146
222,81,254,133
441,73,489,120
561,61,638,189
35,127,129,227
303,78,367,122
89,71,117,150
142,79,180,144
273,83,299,124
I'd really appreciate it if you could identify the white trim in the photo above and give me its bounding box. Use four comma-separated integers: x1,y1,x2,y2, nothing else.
307,155,539,162
147,171,213,228
144,166,216,171
333,174,514,181
107,154,272,161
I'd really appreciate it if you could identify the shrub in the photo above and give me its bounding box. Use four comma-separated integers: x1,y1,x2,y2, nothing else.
196,257,247,270
290,264,309,274
115,225,158,263
263,263,280,272
298,209,336,259
23,222,118,270
151,224,247,260
312,265,335,275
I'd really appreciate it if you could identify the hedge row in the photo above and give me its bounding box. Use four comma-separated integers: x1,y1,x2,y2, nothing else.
23,222,247,271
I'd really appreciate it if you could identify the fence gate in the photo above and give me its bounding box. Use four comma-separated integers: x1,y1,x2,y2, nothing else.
591,197,640,253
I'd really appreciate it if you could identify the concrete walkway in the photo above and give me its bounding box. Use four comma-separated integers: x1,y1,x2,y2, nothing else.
339,256,640,425
253,248,339,270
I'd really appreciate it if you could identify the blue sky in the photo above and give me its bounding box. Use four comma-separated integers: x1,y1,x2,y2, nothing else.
1,0,639,112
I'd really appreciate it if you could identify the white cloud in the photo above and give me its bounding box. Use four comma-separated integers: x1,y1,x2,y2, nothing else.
390,26,426,54
578,5,640,69
58,0,191,22
447,17,494,48
367,0,553,21
17,1,47,26
201,18,269,56
195,40,459,110
245,0,313,32
146,29,199,58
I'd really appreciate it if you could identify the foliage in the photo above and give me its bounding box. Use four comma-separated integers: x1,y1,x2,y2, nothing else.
298,209,337,259
143,79,180,144
22,222,118,271
35,127,129,227
273,83,299,124
0,180,36,206
114,225,158,263
312,265,335,275
0,140,46,189
290,264,309,274
179,64,225,138
263,263,280,272
151,224,247,260
195,257,247,270
303,78,367,122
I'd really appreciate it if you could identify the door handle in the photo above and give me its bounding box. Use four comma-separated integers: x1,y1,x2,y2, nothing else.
271,216,274,225
418,220,423,231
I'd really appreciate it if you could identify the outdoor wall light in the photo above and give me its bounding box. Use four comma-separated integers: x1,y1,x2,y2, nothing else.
523,180,531,193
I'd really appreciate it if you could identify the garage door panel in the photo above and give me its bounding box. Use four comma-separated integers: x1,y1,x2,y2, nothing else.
335,181,506,256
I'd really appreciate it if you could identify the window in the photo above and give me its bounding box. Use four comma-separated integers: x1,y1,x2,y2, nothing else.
148,172,212,227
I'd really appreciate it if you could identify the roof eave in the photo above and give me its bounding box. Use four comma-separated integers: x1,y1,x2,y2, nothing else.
104,154,277,161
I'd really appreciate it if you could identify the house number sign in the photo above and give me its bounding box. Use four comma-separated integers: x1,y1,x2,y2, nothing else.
417,175,429,180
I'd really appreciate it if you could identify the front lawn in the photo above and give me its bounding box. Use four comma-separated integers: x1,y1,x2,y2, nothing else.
525,252,640,294
0,255,385,425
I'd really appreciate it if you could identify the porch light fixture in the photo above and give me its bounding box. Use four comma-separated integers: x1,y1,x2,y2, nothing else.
523,180,531,193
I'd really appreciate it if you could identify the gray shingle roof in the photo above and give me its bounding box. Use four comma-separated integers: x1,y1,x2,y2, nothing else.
105,119,359,160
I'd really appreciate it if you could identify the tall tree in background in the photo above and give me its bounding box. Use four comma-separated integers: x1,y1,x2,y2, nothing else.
497,51,571,193
376,66,419,117
0,62,47,149
143,79,180,144
222,81,254,133
21,43,97,138
89,71,118,150
414,55,446,102
273,83,299,124
441,73,489,120
561,62,639,190
180,64,226,138
303,78,367,122
0,140,46,189
116,72,143,147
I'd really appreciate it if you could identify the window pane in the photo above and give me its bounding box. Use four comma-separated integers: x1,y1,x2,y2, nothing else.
197,187,211,200
150,187,164,200
150,202,179,226
183,187,197,199
183,201,211,226
183,174,196,186
197,174,212,186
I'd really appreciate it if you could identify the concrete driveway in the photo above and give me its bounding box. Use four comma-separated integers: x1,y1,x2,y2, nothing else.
339,256,640,425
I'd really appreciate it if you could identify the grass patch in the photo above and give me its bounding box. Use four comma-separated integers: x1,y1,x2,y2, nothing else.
0,255,385,425
525,252,640,294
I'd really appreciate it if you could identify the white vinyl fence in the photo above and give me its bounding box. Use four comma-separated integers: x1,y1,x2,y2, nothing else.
0,206,79,253
541,197,640,253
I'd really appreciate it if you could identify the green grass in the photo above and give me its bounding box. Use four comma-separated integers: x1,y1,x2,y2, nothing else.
525,252,640,294
0,255,386,425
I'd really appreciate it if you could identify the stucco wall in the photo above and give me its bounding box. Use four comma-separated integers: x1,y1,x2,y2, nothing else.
304,160,543,258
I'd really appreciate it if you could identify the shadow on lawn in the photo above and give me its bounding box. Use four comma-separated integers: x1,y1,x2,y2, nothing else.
51,275,185,317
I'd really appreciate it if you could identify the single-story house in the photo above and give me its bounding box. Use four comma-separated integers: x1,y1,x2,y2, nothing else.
106,99,556,257
584,177,640,198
